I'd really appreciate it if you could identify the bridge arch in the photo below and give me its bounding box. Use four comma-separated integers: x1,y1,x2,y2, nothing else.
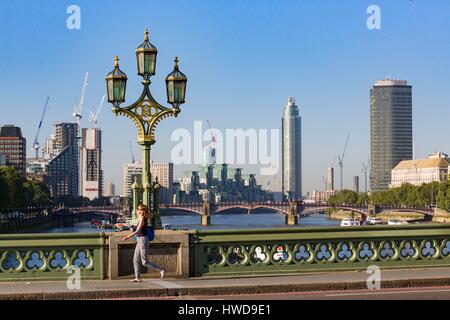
160,208,202,215
213,204,289,215
214,206,251,214
301,205,368,217
246,205,289,215
379,208,432,216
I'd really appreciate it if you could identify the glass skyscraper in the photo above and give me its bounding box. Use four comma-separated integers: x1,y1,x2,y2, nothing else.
282,97,302,200
47,123,80,198
370,79,413,191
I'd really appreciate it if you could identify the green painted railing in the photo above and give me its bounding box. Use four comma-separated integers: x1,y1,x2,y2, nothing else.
193,224,450,276
0,233,107,281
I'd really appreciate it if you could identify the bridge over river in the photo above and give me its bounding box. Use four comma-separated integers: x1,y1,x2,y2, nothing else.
160,201,436,218
62,201,435,219
1,202,435,233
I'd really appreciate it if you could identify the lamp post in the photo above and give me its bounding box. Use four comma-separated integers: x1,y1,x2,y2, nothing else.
106,29,187,229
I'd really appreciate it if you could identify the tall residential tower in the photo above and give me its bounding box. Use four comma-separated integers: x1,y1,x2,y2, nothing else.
47,123,79,198
80,128,103,200
370,79,413,191
327,167,334,191
282,97,302,200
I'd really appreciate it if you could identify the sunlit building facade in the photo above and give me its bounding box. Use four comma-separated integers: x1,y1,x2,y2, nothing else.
282,97,302,200
370,79,413,191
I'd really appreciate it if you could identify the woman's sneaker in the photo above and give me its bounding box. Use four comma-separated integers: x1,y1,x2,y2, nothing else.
160,269,165,279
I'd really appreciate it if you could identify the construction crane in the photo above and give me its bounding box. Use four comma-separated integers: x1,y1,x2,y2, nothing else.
330,156,337,168
337,133,350,190
88,94,105,128
206,120,217,144
73,72,89,126
205,120,217,164
129,141,135,163
362,157,370,193
32,96,50,160
322,176,328,191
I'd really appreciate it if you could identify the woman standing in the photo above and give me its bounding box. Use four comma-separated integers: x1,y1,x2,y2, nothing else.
121,204,165,282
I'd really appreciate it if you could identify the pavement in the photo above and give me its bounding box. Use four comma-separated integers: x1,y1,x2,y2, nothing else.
1,267,450,299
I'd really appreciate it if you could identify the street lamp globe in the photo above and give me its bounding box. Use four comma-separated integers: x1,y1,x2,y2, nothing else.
135,29,158,78
165,57,187,110
105,56,128,106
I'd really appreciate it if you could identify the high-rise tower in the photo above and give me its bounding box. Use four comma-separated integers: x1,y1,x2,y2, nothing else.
327,167,334,191
80,128,103,200
47,122,80,197
370,79,412,191
353,175,360,194
282,97,302,200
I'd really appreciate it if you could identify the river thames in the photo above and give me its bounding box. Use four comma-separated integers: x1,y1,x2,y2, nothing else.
38,212,340,233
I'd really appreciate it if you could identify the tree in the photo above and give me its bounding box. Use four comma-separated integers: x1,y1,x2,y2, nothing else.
0,167,53,209
30,180,52,206
357,193,369,205
91,197,110,206
0,169,10,208
327,190,358,205
367,181,449,211
1,167,26,208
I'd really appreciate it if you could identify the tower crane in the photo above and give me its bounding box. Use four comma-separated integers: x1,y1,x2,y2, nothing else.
73,72,89,127
206,120,217,144
32,96,50,160
129,141,135,163
205,120,217,164
337,133,350,190
322,176,327,191
88,94,105,128
330,156,337,168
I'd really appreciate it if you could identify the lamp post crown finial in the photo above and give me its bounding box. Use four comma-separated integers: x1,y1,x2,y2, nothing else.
114,56,120,67
174,56,179,69
144,28,149,41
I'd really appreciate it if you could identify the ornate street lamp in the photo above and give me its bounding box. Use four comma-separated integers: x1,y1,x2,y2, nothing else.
136,29,158,78
166,57,187,113
106,29,187,228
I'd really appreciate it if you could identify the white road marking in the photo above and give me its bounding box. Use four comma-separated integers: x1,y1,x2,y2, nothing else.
150,280,183,289
326,288,450,297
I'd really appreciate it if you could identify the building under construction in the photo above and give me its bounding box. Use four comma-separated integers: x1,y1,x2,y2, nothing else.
80,128,103,200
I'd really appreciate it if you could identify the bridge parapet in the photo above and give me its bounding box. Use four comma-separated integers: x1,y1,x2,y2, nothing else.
3,223,450,281
194,224,450,276
0,233,107,281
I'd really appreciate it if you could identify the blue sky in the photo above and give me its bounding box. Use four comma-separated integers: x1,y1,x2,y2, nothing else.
1,0,450,195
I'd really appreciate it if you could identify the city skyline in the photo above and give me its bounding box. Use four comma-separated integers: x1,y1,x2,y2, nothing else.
1,1,450,195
